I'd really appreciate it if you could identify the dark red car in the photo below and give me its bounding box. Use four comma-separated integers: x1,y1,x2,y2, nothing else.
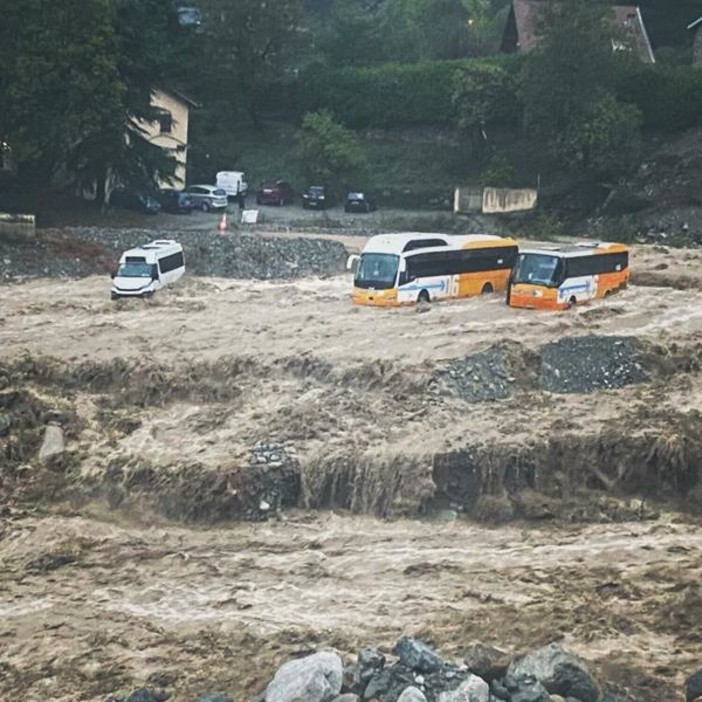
256,180,295,206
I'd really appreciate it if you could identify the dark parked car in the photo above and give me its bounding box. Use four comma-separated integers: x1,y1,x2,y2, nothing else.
110,187,161,214
156,189,194,214
344,191,377,213
256,180,295,206
302,185,332,210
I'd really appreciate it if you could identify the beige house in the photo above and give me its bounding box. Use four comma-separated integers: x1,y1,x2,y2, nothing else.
689,17,702,67
137,88,198,189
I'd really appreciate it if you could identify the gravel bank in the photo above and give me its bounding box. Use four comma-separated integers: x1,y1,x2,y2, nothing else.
0,227,349,281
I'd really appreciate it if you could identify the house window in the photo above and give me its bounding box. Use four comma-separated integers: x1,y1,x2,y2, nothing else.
157,111,173,134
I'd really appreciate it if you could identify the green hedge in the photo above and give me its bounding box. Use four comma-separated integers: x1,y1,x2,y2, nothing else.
263,57,702,135
291,56,522,128
616,63,702,131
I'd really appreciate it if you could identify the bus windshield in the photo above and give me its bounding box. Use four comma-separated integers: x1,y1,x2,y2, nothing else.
118,262,153,278
512,253,561,287
354,253,399,290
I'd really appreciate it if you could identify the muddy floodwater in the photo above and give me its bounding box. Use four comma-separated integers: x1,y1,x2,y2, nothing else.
2,239,702,701
2,510,701,702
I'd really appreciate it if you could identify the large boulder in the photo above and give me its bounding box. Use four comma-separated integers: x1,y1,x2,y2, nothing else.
437,674,489,702
265,651,343,702
687,668,702,702
393,637,444,673
503,673,550,702
356,647,386,685
126,690,162,702
507,644,600,702
38,424,64,462
397,686,428,702
463,644,509,681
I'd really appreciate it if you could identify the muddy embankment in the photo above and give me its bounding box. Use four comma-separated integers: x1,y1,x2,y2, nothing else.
3,335,702,524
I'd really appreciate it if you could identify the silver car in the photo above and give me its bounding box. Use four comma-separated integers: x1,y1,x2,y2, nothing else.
184,185,228,211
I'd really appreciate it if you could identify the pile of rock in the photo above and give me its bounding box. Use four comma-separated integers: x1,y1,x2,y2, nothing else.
245,440,301,519
437,347,514,403
539,336,647,394
114,644,702,702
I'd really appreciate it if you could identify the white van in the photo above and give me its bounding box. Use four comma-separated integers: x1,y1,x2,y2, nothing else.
215,171,248,198
111,240,185,300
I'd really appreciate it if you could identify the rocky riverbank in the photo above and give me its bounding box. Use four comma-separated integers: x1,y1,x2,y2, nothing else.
111,638,702,702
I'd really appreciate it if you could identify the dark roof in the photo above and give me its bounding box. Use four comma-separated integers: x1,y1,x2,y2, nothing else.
501,0,655,63
157,87,201,109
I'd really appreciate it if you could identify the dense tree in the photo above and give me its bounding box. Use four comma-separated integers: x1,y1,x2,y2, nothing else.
295,110,366,189
554,95,642,178
0,0,123,184
198,0,306,127
452,61,518,163
73,0,190,200
520,0,642,177
309,0,508,65
0,0,190,197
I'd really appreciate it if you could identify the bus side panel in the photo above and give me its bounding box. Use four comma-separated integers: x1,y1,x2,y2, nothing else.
596,268,630,298
456,269,511,298
398,275,452,303
557,275,597,306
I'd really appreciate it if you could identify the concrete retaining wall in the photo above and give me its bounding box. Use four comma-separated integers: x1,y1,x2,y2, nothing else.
0,213,35,241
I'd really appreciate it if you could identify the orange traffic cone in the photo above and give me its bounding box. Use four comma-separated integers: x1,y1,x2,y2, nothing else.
218,212,227,234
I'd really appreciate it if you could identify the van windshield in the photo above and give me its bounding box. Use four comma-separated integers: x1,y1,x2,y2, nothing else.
512,254,561,287
118,262,153,278
354,253,399,290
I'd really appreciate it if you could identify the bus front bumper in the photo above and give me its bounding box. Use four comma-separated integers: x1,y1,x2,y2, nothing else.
509,287,564,311
351,288,399,307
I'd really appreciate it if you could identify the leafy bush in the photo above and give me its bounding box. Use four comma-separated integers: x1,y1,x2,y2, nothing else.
294,56,521,128
294,110,366,189
554,95,643,179
616,63,702,132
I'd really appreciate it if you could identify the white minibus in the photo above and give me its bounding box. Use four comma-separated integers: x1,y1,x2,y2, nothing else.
111,240,185,300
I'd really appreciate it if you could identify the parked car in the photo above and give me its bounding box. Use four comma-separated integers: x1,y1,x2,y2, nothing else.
184,184,228,211
344,191,377,213
156,189,194,214
302,185,333,210
109,187,161,215
256,180,295,206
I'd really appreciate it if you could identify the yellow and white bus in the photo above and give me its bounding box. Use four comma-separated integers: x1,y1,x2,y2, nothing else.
350,233,518,307
508,242,630,311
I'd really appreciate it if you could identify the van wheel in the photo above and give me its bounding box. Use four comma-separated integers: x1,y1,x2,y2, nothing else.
418,290,430,304
604,289,612,298
202,202,210,212
565,296,577,309
481,283,494,295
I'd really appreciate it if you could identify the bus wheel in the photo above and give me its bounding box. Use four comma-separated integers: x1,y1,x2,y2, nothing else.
418,290,430,304
566,296,577,309
481,283,493,295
